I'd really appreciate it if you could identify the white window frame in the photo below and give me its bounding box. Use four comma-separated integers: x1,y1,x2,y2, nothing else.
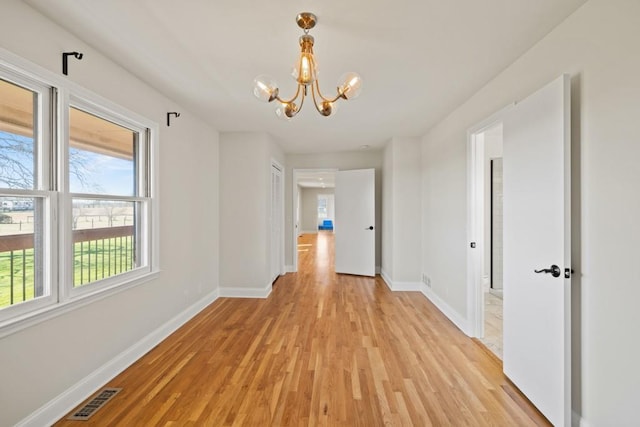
0,47,159,338
63,96,153,301
0,68,57,324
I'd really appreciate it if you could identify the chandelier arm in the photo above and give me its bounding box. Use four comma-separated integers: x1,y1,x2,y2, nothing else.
307,55,333,103
312,73,344,104
274,83,302,105
296,85,306,114
311,79,328,103
310,83,326,114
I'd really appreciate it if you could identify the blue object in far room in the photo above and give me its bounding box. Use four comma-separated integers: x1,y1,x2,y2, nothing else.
318,219,334,230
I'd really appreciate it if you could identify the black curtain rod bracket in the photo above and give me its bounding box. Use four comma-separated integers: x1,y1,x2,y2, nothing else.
167,112,181,127
62,51,83,76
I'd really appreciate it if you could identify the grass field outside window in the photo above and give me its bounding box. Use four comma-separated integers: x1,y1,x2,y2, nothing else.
0,236,134,308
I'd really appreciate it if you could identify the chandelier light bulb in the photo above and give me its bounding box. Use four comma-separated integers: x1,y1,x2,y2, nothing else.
253,75,279,102
292,53,315,85
338,72,362,100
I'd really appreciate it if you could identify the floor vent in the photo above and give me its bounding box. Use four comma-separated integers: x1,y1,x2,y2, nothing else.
67,388,122,421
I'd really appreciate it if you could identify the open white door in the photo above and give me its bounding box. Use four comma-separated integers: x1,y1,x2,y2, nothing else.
335,169,375,276
503,75,571,426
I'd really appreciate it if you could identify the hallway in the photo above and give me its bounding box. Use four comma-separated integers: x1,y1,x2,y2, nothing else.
56,233,548,426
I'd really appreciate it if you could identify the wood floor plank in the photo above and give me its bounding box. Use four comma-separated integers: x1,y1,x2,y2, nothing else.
55,232,550,426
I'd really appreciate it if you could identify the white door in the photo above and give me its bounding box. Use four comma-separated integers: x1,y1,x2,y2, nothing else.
270,163,283,282
335,169,375,276
503,75,571,426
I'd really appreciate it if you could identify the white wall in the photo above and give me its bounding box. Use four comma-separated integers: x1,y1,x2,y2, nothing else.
420,0,640,424
0,2,220,425
382,138,422,286
285,151,383,270
299,187,334,233
219,132,284,291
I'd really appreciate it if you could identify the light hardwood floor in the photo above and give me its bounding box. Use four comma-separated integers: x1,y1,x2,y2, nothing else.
56,232,549,426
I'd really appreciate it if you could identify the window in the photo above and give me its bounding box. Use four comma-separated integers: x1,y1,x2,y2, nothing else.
0,55,157,333
317,197,328,219
316,194,334,227
67,104,151,293
0,75,54,317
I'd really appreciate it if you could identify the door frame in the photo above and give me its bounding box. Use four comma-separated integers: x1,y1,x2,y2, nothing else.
466,104,514,338
291,168,338,273
271,159,285,280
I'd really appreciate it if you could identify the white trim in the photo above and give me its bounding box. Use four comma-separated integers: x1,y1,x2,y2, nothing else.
466,103,514,338
375,266,381,275
271,158,286,277
15,290,219,427
383,267,472,335
420,284,472,336
219,282,272,299
285,265,295,273
380,269,393,290
482,274,490,288
380,269,421,291
301,229,319,234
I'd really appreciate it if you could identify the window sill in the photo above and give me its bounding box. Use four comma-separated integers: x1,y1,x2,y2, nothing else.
0,270,160,339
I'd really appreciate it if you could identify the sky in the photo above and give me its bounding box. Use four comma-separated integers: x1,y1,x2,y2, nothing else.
69,147,134,195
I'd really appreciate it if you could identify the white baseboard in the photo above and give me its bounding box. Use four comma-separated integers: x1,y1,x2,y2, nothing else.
381,271,470,334
219,282,272,299
301,229,318,234
380,269,421,291
285,265,295,273
420,284,472,336
16,289,220,427
375,266,381,275
380,269,393,290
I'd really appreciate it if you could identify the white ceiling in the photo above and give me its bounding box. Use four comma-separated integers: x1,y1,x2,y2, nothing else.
25,0,587,153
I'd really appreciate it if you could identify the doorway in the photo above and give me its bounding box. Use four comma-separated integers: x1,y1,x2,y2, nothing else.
468,118,505,358
292,169,337,272
292,168,376,276
482,124,504,358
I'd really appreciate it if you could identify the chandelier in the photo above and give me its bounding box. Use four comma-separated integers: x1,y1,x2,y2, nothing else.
253,12,362,119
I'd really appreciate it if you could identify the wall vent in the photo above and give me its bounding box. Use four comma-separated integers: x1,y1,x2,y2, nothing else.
67,387,122,421
422,273,431,287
